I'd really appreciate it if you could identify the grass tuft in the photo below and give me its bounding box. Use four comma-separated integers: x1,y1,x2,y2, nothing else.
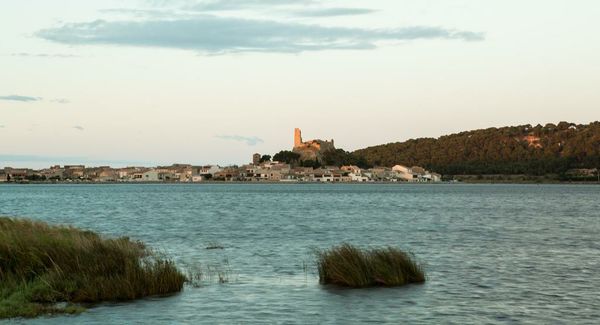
0,217,186,319
316,244,425,288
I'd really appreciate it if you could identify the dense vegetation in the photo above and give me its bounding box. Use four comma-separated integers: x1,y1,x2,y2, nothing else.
354,122,600,176
317,244,425,288
0,217,186,319
272,149,371,168
259,155,272,163
321,149,372,169
273,150,301,164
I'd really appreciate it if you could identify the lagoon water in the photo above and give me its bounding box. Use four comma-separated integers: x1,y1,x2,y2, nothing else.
1,184,599,324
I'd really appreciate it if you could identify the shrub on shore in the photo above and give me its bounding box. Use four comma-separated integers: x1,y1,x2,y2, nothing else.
0,217,186,319
316,244,425,288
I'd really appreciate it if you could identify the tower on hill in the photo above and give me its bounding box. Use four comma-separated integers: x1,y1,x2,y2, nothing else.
294,128,303,147
292,128,335,161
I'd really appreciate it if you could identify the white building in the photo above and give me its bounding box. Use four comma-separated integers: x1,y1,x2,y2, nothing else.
192,165,222,182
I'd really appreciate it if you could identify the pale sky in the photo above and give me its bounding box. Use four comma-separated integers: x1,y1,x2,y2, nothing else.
1,0,599,168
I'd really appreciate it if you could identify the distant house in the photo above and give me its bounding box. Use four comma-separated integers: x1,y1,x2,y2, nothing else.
63,165,85,180
370,167,394,181
142,169,177,182
85,166,117,182
424,172,442,182
192,165,221,182
3,168,29,181
40,165,64,180
341,165,362,174
115,167,147,181
392,165,441,182
131,172,145,181
213,168,240,181
392,165,416,182
411,166,426,175
349,172,369,182
310,169,334,182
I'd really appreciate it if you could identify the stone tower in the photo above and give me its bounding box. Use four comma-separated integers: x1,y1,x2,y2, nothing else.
294,128,303,148
252,153,261,165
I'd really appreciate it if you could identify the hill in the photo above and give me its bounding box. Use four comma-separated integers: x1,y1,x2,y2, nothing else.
354,122,600,176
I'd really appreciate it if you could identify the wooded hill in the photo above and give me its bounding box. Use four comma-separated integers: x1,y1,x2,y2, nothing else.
353,122,600,176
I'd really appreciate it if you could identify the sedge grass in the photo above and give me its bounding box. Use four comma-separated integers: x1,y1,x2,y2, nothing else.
0,217,186,319
317,244,425,288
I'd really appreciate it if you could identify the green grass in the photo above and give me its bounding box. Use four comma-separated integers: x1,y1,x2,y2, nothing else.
0,217,186,319
316,244,425,288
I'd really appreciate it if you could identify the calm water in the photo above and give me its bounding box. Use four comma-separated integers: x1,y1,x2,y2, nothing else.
1,184,599,324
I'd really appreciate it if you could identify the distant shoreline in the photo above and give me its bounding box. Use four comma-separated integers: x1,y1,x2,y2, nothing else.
1,180,598,185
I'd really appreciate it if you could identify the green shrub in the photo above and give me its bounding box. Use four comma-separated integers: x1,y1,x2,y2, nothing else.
0,217,186,319
317,244,425,288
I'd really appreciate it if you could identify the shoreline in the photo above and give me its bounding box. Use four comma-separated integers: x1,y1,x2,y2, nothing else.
1,181,598,185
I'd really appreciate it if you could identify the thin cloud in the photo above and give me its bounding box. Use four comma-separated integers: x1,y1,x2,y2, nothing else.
0,125,5,128
99,8,180,18
37,17,483,54
10,53,79,58
292,8,376,17
52,98,70,104
0,95,42,102
144,1,372,18
73,126,85,131
186,0,314,11
216,135,264,146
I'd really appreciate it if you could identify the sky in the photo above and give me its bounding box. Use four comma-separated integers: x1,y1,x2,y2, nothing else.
1,0,599,168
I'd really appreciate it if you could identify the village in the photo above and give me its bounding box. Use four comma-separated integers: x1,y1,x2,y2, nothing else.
0,129,442,183
0,161,442,184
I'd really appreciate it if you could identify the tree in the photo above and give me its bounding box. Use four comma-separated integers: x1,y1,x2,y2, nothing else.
322,149,372,169
273,151,301,164
260,155,272,163
300,159,322,168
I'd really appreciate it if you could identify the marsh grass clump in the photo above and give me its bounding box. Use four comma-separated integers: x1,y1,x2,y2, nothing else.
0,217,186,319
316,244,425,288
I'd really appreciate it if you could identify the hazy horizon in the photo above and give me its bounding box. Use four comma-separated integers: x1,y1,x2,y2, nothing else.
2,0,599,168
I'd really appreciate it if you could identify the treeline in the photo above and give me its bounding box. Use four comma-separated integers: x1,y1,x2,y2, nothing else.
272,149,371,169
353,121,600,176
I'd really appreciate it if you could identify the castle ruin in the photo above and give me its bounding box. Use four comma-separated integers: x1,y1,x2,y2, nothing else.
292,128,335,161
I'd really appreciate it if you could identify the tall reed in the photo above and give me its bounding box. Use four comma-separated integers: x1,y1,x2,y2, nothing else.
317,244,425,288
0,217,186,318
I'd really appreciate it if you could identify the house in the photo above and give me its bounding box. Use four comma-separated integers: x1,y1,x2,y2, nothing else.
341,165,362,175
169,164,192,182
428,172,442,182
115,167,147,181
142,169,177,182
85,166,117,182
392,165,411,174
310,169,334,182
411,166,426,175
213,168,240,181
370,167,394,181
63,165,85,180
40,165,64,180
349,172,370,182
3,168,29,181
330,169,352,182
192,165,222,182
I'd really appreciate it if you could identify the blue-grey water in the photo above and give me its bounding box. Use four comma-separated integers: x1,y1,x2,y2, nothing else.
1,184,599,324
